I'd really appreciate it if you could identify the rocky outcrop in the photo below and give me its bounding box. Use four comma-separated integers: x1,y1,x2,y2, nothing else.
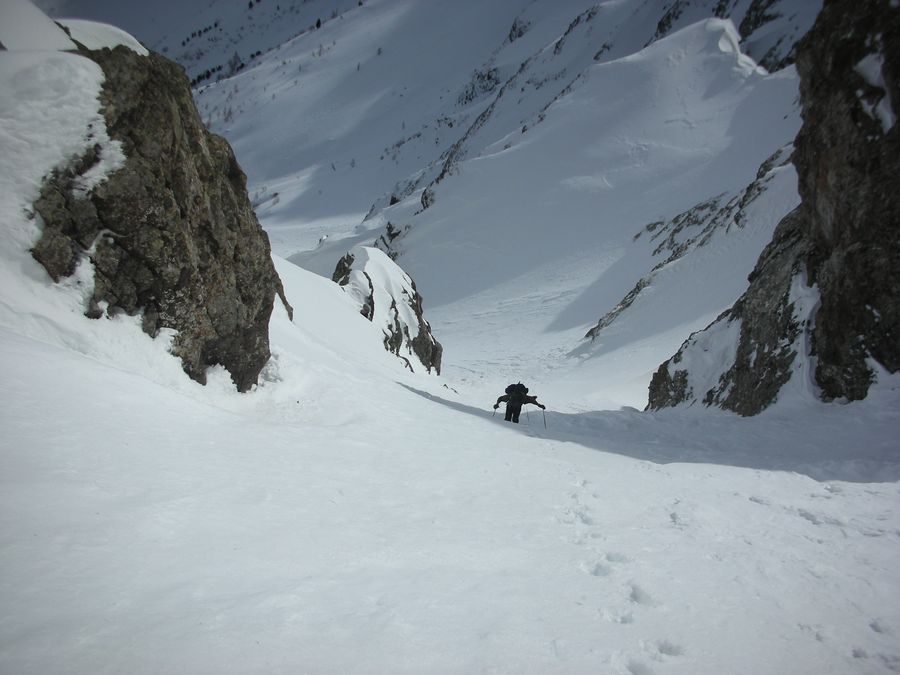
333,246,442,375
31,45,292,392
647,209,815,415
648,0,899,414
586,145,793,341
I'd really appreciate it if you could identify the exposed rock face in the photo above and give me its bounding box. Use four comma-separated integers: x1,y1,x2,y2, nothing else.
333,246,442,375
31,46,291,391
793,0,899,400
647,210,815,415
648,0,899,414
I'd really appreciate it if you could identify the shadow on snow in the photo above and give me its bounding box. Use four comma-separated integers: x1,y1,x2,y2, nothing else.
399,384,900,484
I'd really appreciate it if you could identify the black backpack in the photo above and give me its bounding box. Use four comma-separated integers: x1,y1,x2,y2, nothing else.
505,382,528,401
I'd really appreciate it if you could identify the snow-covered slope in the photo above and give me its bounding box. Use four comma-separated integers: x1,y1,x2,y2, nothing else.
118,0,807,411
296,16,803,411
33,1,825,412
36,0,819,271
5,319,900,674
3,3,900,674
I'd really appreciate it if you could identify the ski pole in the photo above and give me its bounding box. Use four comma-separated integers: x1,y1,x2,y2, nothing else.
542,409,547,429
492,407,496,418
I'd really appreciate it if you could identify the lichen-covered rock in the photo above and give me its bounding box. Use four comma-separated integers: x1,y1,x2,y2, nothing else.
31,45,292,391
648,0,899,414
333,246,442,374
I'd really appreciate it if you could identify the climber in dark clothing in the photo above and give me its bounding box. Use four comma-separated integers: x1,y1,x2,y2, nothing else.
494,382,545,423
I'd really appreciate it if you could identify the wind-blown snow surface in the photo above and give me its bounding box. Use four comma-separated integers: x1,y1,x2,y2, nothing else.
3,5,900,675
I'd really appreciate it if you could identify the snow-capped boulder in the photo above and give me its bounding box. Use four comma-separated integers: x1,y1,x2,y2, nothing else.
30,40,291,392
333,246,442,374
648,0,899,414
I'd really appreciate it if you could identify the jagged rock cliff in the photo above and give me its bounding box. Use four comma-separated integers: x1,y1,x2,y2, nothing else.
333,246,442,375
794,1,899,400
647,0,899,414
31,45,291,392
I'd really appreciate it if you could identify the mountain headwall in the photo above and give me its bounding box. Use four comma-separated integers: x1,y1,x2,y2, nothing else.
31,44,291,392
647,0,899,414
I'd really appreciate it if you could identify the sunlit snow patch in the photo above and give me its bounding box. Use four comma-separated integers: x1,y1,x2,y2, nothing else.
57,19,150,56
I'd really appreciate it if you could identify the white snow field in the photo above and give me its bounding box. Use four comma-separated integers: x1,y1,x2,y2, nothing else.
2,1,900,674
